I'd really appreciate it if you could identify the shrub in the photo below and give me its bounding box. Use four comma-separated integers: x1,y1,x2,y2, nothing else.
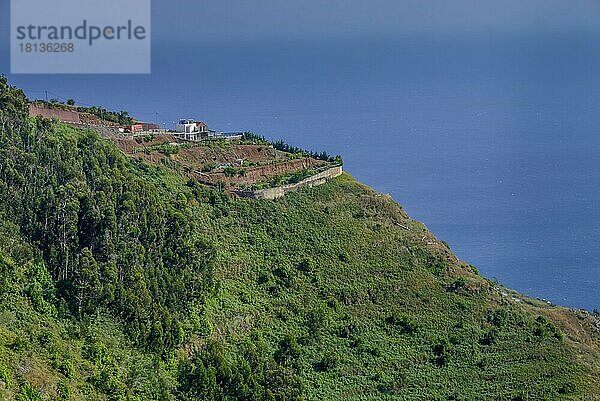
0,363,11,389
241,132,268,144
303,307,327,343
272,140,341,163
559,382,577,394
59,357,74,379
17,382,42,401
57,381,71,401
447,277,467,292
275,334,302,368
201,163,217,173
338,252,350,263
272,264,294,288
297,258,315,273
533,316,563,340
432,339,450,367
314,351,338,372
223,166,237,177
385,313,418,335
480,328,499,346
337,322,362,339
489,309,509,328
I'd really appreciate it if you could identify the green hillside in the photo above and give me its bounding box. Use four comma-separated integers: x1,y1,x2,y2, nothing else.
0,78,599,400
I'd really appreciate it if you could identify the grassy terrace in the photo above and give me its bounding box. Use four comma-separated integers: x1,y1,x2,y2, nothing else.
245,163,339,190
122,132,342,192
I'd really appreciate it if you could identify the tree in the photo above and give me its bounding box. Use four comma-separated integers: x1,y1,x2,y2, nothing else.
73,248,101,316
0,75,28,121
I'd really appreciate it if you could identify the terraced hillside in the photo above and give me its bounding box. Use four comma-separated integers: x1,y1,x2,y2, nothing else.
112,134,336,193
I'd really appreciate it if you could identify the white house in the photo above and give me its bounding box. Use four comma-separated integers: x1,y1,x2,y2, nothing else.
175,119,210,141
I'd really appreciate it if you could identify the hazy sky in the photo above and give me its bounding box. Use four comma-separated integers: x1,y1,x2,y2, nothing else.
0,0,599,108
153,0,600,43
2,0,600,49
0,0,598,116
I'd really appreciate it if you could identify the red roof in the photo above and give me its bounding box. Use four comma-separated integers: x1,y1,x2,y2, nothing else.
195,121,208,127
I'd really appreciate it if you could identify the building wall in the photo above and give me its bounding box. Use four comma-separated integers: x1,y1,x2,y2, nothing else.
141,122,160,131
29,104,81,123
176,123,197,133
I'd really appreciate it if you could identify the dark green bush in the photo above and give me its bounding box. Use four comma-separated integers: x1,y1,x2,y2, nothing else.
314,351,338,372
385,313,418,335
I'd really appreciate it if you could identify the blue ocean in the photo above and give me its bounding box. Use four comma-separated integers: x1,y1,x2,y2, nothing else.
11,33,600,310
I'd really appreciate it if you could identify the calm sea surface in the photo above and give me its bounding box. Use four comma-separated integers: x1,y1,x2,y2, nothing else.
12,34,600,309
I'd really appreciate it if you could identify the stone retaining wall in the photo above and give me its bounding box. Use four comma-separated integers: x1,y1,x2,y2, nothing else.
235,166,343,200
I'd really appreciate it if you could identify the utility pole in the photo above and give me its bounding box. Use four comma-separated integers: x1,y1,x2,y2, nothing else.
45,90,48,102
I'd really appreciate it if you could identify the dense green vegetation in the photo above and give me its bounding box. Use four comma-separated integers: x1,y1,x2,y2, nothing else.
134,142,184,156
30,99,134,126
272,140,343,164
74,107,134,126
0,77,599,400
240,132,271,145
247,166,333,191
